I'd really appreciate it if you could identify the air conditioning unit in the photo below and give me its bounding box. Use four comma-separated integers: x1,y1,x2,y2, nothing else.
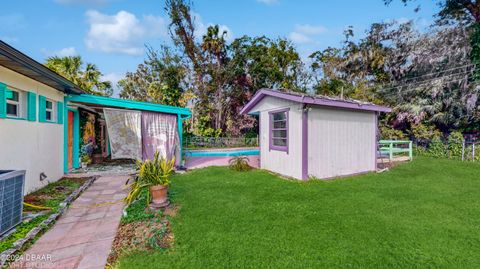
0,170,25,236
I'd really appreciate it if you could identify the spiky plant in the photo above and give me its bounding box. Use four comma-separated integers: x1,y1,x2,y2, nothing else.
228,156,252,172
125,152,175,205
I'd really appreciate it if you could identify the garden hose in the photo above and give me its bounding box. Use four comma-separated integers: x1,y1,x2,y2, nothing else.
23,202,52,210
70,200,124,209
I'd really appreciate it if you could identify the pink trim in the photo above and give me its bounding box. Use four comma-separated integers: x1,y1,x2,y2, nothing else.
374,112,378,171
241,89,392,115
301,105,308,180
186,147,258,152
186,156,260,169
269,108,289,153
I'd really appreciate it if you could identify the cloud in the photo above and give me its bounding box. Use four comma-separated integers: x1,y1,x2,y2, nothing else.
54,0,110,5
288,32,311,44
56,47,78,57
85,10,167,55
192,12,234,42
295,24,327,35
256,0,279,5
102,72,124,97
288,24,327,44
41,47,78,57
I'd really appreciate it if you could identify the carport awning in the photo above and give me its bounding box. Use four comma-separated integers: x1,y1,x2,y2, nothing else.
66,94,191,117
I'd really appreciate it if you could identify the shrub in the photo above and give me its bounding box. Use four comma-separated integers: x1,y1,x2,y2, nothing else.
463,143,480,161
428,136,446,158
379,125,406,140
410,123,442,140
81,154,91,164
447,131,464,159
229,156,252,172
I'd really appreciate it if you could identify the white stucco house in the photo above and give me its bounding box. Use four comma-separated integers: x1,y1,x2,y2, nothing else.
0,41,191,194
240,89,391,180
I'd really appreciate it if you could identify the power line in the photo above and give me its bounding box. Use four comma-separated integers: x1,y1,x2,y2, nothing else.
399,64,475,83
385,69,475,90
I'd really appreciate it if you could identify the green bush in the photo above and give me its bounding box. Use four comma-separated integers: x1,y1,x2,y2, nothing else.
380,125,406,140
410,123,442,140
428,136,447,158
463,143,480,161
447,132,464,159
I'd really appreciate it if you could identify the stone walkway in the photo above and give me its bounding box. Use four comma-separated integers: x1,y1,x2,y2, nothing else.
12,175,128,269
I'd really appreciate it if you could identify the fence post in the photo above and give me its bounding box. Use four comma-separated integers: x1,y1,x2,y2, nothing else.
473,143,476,162
389,142,393,161
461,140,465,161
409,141,413,161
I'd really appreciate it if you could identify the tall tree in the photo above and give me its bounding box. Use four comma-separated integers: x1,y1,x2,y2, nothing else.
384,0,480,24
45,56,112,96
165,0,308,136
118,46,188,107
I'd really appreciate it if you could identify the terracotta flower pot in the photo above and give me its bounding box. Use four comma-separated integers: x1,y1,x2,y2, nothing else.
150,185,168,206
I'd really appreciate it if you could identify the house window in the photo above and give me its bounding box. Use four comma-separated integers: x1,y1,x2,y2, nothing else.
269,108,289,152
45,99,55,122
6,89,25,118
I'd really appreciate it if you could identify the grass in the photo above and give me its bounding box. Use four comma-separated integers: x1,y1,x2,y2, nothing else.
116,157,480,268
121,189,156,224
0,177,88,253
24,177,87,212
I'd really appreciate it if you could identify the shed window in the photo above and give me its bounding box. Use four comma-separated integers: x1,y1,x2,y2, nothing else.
45,99,55,122
269,109,289,152
6,89,26,118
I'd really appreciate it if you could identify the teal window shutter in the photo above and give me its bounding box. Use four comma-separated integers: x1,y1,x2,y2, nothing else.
5,90,13,99
0,83,6,118
38,95,46,122
27,92,37,121
57,101,63,124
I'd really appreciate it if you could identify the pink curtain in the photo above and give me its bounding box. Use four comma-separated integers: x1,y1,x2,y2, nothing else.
141,112,179,164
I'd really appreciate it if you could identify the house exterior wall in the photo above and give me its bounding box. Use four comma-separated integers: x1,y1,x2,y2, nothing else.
252,96,303,179
307,106,376,179
0,66,65,193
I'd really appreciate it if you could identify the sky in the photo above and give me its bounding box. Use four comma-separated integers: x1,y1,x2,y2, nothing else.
1,0,439,95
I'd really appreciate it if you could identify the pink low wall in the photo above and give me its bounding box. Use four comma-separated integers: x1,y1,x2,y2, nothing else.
185,155,260,169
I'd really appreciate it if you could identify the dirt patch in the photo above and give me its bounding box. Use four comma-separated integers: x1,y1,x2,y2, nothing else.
164,205,180,217
107,209,174,266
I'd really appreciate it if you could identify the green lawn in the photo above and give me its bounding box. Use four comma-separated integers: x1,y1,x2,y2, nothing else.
117,157,480,268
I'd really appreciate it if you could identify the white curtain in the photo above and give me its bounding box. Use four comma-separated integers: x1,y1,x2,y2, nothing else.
103,108,142,160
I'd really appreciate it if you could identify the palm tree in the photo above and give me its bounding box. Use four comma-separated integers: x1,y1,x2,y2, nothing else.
201,25,227,66
45,56,112,96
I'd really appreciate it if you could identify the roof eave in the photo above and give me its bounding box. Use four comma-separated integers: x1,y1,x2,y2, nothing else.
240,89,392,114
0,41,84,95
67,94,192,116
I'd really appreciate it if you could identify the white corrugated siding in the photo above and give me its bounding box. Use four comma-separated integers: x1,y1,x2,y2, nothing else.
251,96,303,179
307,106,376,179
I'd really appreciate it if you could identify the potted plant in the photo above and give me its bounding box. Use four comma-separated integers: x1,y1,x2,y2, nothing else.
125,152,175,208
81,155,91,169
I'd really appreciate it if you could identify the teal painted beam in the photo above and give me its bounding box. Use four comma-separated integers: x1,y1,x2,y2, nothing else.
73,109,80,169
177,114,183,166
63,99,68,173
67,94,191,116
178,114,191,167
